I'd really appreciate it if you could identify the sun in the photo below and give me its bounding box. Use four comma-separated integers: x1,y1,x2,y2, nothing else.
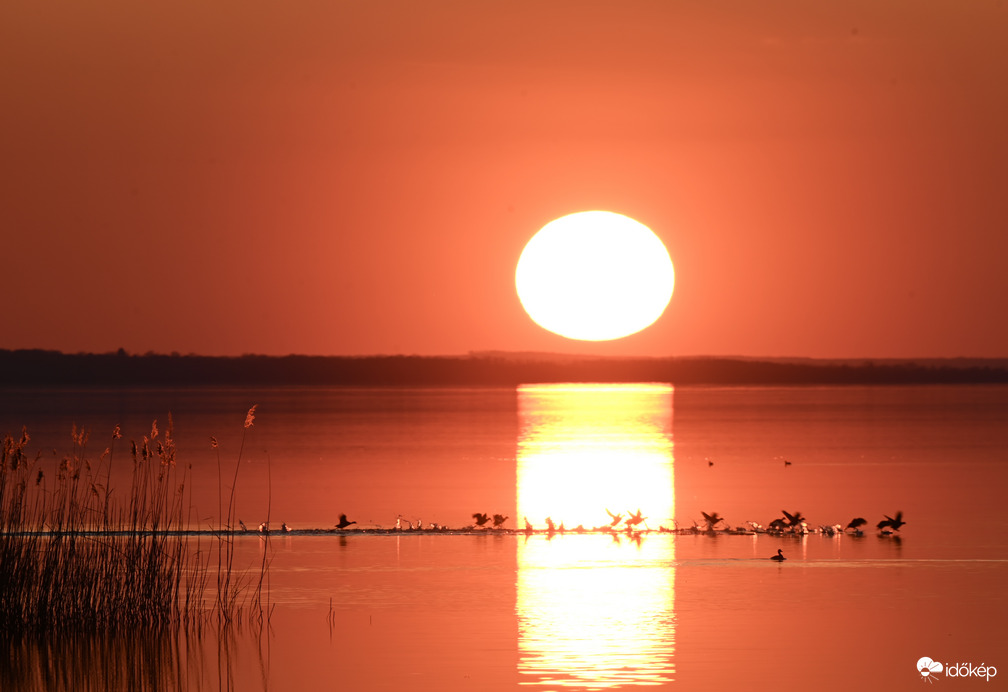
515,211,675,341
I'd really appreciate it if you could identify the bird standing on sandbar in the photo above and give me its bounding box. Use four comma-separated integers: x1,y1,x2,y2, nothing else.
336,513,356,530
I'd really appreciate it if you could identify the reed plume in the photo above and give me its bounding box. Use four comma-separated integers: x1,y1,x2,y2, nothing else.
0,409,269,637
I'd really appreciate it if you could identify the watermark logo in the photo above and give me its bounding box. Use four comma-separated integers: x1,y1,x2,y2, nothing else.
917,658,942,684
918,657,998,683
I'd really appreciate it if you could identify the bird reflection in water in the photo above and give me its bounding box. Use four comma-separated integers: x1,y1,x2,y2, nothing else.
515,383,676,688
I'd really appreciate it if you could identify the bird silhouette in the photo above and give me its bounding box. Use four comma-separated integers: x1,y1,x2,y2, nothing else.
523,516,533,533
336,513,356,530
701,511,724,531
626,508,646,527
781,510,805,527
545,516,556,532
472,512,491,527
281,522,292,533
238,519,247,532
258,522,268,534
492,513,508,528
605,509,624,527
770,548,786,562
845,517,867,531
877,511,905,532
783,459,792,467
707,457,714,467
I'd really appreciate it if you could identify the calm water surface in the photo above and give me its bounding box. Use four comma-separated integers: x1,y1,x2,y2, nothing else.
1,384,1006,690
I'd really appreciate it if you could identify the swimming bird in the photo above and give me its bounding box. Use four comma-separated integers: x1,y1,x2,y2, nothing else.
492,513,508,529
701,511,724,531
605,509,624,527
845,517,867,532
626,508,646,528
472,512,491,528
783,459,792,467
707,457,714,467
877,511,905,532
336,513,356,530
770,548,786,562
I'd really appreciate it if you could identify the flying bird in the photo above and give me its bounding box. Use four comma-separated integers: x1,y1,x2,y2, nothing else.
701,511,724,531
770,548,786,562
877,511,905,532
492,513,509,528
472,512,491,527
845,517,867,531
336,513,356,530
605,509,624,527
781,510,806,527
626,508,646,527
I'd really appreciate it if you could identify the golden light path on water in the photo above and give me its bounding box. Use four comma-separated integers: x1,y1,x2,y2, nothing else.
515,383,676,688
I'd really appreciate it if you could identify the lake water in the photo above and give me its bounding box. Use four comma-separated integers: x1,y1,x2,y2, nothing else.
1,383,1006,690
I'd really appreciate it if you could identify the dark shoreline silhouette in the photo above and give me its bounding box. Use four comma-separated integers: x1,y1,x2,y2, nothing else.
2,349,1006,387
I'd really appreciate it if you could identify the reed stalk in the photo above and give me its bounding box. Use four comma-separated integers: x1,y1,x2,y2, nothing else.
0,408,269,637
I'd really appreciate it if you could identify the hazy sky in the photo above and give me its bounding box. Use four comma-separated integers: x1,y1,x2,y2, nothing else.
3,1,1006,358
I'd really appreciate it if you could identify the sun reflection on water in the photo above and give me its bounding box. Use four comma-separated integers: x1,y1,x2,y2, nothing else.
516,383,675,688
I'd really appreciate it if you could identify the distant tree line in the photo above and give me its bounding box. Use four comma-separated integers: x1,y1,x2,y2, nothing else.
1,349,1006,387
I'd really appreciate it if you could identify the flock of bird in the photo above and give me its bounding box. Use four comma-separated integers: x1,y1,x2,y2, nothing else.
240,507,905,563
689,509,906,561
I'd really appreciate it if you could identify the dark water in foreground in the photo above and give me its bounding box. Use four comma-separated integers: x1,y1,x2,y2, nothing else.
1,384,1006,690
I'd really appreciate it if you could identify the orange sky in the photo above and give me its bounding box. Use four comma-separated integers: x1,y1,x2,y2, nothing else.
2,1,1006,358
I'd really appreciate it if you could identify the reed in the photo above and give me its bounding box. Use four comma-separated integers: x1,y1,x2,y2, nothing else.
0,408,268,637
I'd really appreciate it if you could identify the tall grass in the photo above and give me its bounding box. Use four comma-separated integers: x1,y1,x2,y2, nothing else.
0,407,267,637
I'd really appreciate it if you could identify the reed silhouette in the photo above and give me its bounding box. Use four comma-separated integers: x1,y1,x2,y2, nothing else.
0,407,269,636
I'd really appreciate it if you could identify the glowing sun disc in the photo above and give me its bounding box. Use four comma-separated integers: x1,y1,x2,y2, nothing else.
516,211,675,341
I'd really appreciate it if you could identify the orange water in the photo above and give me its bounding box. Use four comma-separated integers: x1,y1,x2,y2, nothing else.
1,384,1005,690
